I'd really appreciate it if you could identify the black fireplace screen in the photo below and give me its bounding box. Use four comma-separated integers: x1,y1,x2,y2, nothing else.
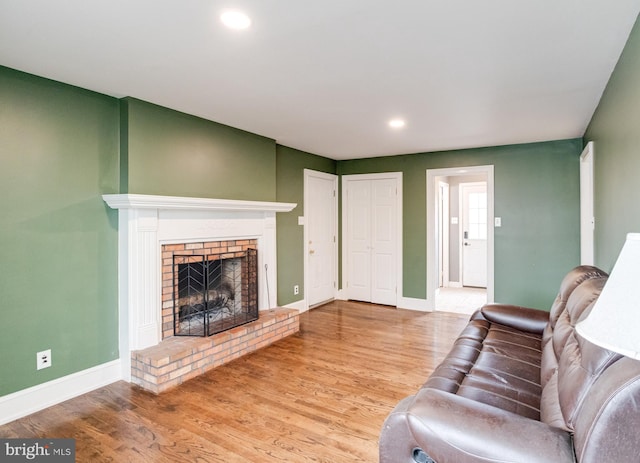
173,248,258,337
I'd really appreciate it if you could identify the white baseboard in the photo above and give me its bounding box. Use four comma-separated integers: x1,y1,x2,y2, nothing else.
448,281,463,288
333,292,430,312
397,297,432,312
283,299,308,313
0,359,122,426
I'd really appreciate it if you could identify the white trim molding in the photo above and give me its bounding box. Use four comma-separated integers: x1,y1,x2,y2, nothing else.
103,194,296,213
0,360,121,426
284,299,308,313
398,297,430,312
580,142,595,265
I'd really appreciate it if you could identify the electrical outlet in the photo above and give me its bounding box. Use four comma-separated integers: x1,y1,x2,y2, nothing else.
37,349,52,370
293,285,299,295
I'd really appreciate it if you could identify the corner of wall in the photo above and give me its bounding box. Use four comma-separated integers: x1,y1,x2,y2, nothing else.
119,98,129,194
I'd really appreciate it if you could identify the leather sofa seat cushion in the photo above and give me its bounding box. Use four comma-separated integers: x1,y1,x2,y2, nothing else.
458,322,542,419
400,388,576,463
425,313,543,419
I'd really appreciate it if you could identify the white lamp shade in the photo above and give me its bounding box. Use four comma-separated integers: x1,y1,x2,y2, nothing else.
576,233,640,359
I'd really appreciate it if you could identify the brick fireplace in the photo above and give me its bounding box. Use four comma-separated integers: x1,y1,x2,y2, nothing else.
103,194,297,390
161,239,259,338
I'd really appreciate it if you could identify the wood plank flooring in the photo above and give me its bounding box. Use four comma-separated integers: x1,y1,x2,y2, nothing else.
0,301,469,462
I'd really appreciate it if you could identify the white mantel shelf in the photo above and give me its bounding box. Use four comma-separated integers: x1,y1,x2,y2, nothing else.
103,194,296,213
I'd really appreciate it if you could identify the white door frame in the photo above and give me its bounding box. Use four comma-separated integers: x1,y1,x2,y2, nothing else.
426,166,494,310
341,172,403,305
580,142,595,265
438,181,450,288
304,169,338,310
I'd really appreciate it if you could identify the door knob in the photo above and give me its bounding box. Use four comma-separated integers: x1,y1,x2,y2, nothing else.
464,242,470,246
309,249,315,255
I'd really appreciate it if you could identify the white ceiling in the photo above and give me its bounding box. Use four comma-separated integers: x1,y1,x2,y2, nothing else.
1,1,639,160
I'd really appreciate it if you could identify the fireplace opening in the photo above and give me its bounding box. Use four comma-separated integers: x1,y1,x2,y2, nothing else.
173,248,258,337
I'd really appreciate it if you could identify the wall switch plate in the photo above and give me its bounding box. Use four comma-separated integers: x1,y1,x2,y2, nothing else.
298,216,305,225
495,217,502,227
37,349,52,370
451,217,459,225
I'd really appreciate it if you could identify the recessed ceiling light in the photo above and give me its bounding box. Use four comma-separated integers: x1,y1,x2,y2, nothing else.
388,119,406,129
220,10,251,30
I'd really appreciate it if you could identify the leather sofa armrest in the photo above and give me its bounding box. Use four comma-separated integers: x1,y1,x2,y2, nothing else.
480,303,549,334
405,389,573,463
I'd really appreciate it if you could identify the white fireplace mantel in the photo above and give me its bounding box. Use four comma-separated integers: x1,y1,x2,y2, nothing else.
103,193,296,213
103,194,296,381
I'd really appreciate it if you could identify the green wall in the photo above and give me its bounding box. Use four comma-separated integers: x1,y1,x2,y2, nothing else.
276,145,337,305
121,98,277,201
120,99,337,306
0,60,589,400
0,68,285,398
0,66,120,395
338,139,583,310
585,14,640,271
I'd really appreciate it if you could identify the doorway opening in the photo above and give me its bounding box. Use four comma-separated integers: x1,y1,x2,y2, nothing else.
426,166,494,314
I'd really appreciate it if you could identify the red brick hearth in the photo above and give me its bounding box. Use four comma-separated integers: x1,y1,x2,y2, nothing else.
131,308,299,393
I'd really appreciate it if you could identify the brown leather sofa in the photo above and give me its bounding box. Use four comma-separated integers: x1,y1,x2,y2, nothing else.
380,266,640,463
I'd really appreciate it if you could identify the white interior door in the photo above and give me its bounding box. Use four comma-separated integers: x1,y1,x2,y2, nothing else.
344,174,400,306
461,182,487,288
370,179,397,305
346,180,372,302
305,170,337,307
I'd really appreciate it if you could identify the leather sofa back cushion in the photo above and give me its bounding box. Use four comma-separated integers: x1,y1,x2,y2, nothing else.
540,277,606,388
557,334,620,430
545,266,608,334
540,277,607,430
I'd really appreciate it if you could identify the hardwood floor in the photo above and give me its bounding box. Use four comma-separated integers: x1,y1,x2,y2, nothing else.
0,301,469,462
